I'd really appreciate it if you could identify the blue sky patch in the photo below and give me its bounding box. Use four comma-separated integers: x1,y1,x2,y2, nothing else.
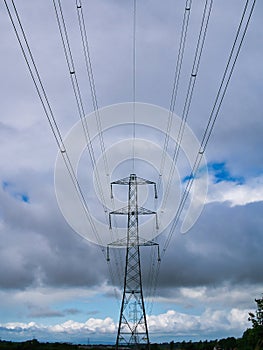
208,162,244,184
182,163,208,183
182,162,244,185
182,173,195,183
2,181,30,203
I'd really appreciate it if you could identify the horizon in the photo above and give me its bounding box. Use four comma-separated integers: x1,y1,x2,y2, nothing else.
1,0,262,345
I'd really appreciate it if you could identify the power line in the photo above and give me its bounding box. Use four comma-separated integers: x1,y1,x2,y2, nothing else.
75,0,109,178
161,0,257,258
5,0,257,319
4,0,106,256
75,0,128,291
157,0,192,192
132,0,137,173
148,0,214,306
75,0,128,292
52,0,108,215
53,0,125,290
161,0,213,212
146,1,193,313
105,0,139,294
148,0,257,313
200,0,256,152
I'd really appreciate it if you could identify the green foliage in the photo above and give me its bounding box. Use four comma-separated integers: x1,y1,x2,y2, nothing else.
248,297,263,328
0,340,79,350
247,296,263,350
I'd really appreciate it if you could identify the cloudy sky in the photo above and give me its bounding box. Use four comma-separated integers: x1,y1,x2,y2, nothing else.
1,0,263,345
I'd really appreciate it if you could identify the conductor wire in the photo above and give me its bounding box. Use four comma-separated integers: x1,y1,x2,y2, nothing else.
151,0,256,313
162,0,213,212
75,0,109,179
4,0,106,256
53,0,112,232
162,0,257,258
74,3,124,282
132,0,137,173
157,0,192,192
75,0,125,288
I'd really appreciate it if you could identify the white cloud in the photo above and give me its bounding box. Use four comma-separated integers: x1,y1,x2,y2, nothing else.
148,307,250,337
153,284,263,311
1,0,263,343
50,318,116,334
206,176,263,206
3,322,40,331
0,307,250,340
0,317,116,337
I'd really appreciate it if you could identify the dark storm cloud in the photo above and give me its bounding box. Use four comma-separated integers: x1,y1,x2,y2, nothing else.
0,0,261,291
0,176,109,290
155,200,263,290
0,0,262,342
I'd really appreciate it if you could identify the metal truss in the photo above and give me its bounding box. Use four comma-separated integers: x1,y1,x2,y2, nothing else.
108,174,159,350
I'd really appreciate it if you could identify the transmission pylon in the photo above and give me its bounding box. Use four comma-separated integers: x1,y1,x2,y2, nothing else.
107,174,160,350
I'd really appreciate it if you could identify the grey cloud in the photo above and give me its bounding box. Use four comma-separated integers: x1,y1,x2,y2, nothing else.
0,0,263,342
154,200,263,291
65,308,81,315
0,177,109,290
27,307,81,318
28,308,65,318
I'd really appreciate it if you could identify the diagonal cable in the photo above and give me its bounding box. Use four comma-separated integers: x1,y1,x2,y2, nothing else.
157,0,192,193
161,0,257,260
4,0,107,255
53,0,109,219
74,0,125,287
161,0,213,213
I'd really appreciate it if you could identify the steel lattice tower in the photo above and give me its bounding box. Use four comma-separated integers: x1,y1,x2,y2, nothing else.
108,174,159,350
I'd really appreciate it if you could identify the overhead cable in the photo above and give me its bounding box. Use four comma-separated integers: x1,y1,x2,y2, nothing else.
4,0,106,255
162,0,257,257
132,0,137,172
75,0,109,178
65,0,124,287
150,0,257,311
162,0,213,212
52,0,111,225
75,0,126,288
157,0,192,192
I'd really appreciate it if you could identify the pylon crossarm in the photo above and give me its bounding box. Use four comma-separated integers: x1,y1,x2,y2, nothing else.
110,174,154,350
111,174,155,186
137,206,156,215
133,176,155,185
111,174,158,199
110,206,129,215
110,206,155,216
107,238,158,250
111,176,131,185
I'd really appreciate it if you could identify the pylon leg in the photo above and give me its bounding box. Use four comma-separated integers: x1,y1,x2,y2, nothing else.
109,174,157,350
